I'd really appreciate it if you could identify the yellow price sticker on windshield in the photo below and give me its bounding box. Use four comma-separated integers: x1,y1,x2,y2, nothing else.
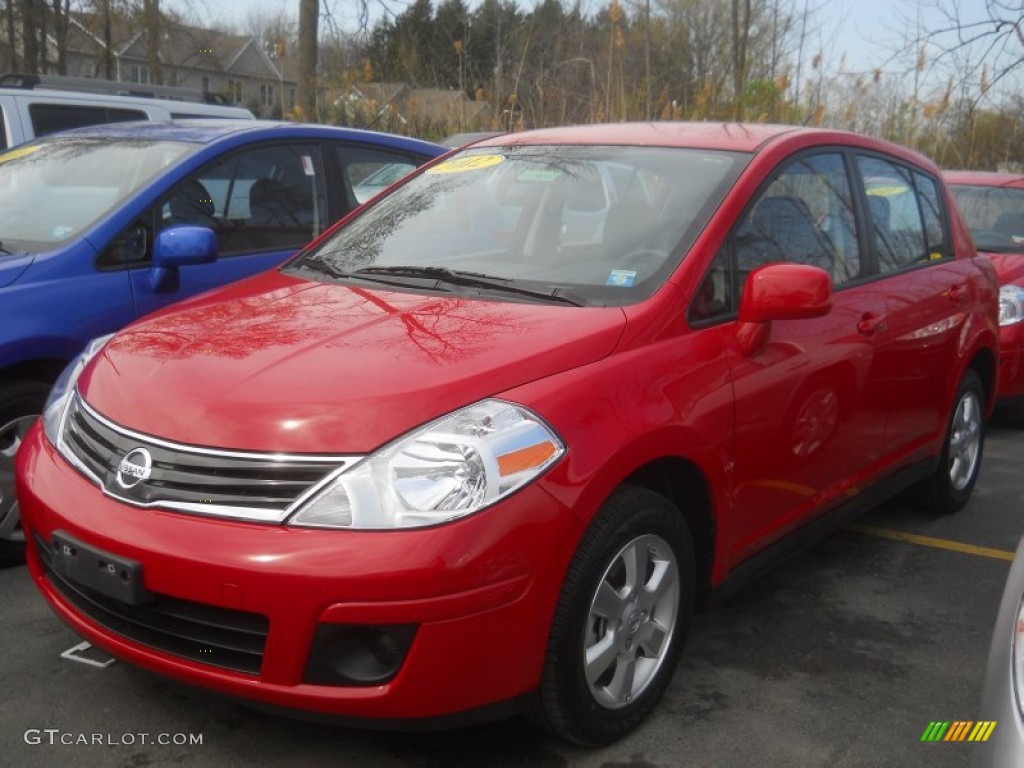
0,144,41,164
867,185,908,197
427,154,504,174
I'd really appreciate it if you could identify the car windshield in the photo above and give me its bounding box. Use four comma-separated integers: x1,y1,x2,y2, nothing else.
0,137,197,252
290,145,747,306
949,183,1024,253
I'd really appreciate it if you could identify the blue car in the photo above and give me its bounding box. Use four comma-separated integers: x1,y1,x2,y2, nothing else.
0,119,444,559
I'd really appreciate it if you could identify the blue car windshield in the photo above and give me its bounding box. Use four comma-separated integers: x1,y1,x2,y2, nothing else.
291,145,747,306
0,137,197,252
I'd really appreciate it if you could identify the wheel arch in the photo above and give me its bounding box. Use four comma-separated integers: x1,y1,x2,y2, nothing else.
620,457,716,610
967,346,997,416
1,358,69,388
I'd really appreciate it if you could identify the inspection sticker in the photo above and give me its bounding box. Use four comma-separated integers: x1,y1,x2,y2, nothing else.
606,269,637,287
427,154,504,174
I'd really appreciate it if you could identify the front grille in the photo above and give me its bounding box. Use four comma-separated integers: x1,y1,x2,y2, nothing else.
35,533,269,675
61,394,352,522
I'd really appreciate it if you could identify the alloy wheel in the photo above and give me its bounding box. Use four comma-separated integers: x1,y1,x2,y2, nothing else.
583,533,679,709
948,390,982,492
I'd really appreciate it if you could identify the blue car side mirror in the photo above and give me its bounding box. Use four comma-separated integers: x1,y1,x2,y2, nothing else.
149,226,218,292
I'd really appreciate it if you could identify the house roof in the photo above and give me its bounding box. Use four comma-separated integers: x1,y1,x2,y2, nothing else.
67,12,289,82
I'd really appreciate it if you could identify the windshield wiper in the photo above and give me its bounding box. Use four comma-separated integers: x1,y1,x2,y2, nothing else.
295,258,434,291
293,257,348,279
294,261,586,306
355,265,508,281
352,265,586,306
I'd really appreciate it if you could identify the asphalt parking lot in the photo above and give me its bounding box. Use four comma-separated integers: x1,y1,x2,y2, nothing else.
1,421,1021,768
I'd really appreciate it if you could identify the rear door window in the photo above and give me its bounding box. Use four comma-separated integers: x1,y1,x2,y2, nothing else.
29,104,147,137
858,156,946,271
334,145,421,211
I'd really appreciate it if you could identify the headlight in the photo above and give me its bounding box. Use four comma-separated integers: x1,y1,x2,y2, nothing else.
1014,591,1024,719
999,285,1024,327
42,333,115,447
288,399,565,529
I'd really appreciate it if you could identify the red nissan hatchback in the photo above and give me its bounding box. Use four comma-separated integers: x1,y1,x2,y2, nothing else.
18,123,999,745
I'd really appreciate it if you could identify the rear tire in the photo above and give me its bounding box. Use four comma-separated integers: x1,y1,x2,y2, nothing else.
0,380,50,565
532,486,695,746
908,369,985,514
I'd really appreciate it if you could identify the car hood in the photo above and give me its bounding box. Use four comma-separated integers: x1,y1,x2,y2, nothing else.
0,252,33,288
80,272,626,452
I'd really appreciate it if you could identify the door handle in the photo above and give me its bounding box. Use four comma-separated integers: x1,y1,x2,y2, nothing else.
857,312,887,336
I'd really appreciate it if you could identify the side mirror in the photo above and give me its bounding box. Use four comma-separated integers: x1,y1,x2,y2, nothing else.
149,226,218,292
736,264,833,355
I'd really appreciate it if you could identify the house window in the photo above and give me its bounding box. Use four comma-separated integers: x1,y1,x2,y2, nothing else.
201,75,210,93
128,64,149,84
227,80,243,104
260,84,275,107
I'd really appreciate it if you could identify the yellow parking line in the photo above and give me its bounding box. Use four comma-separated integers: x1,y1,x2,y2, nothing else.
846,524,1015,562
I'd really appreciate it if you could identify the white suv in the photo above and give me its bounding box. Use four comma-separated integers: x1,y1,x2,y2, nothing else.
0,73,253,149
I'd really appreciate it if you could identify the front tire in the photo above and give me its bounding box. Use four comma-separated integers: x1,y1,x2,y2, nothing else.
533,486,695,745
0,380,50,565
909,369,985,514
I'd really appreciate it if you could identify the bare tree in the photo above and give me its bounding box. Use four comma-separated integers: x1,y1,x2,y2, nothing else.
4,1,20,71
730,0,751,116
297,0,318,118
50,0,71,73
20,0,45,72
914,0,1023,106
143,0,161,84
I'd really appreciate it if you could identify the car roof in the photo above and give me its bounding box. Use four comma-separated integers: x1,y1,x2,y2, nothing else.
468,121,931,161
943,169,1024,189
439,131,506,148
45,119,445,155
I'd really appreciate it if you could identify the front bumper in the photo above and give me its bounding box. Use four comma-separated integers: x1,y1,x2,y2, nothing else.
17,421,581,721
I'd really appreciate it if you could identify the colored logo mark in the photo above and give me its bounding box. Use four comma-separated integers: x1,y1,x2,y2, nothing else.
921,721,996,742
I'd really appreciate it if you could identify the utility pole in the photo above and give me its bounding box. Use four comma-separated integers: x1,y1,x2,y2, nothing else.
644,0,651,120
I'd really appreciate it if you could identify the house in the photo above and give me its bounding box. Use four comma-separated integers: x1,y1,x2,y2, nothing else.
61,13,296,117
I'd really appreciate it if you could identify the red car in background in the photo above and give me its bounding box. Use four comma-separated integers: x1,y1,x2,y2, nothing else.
18,124,999,745
945,171,1024,419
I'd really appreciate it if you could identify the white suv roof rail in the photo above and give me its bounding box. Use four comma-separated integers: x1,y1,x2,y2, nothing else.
0,72,231,106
